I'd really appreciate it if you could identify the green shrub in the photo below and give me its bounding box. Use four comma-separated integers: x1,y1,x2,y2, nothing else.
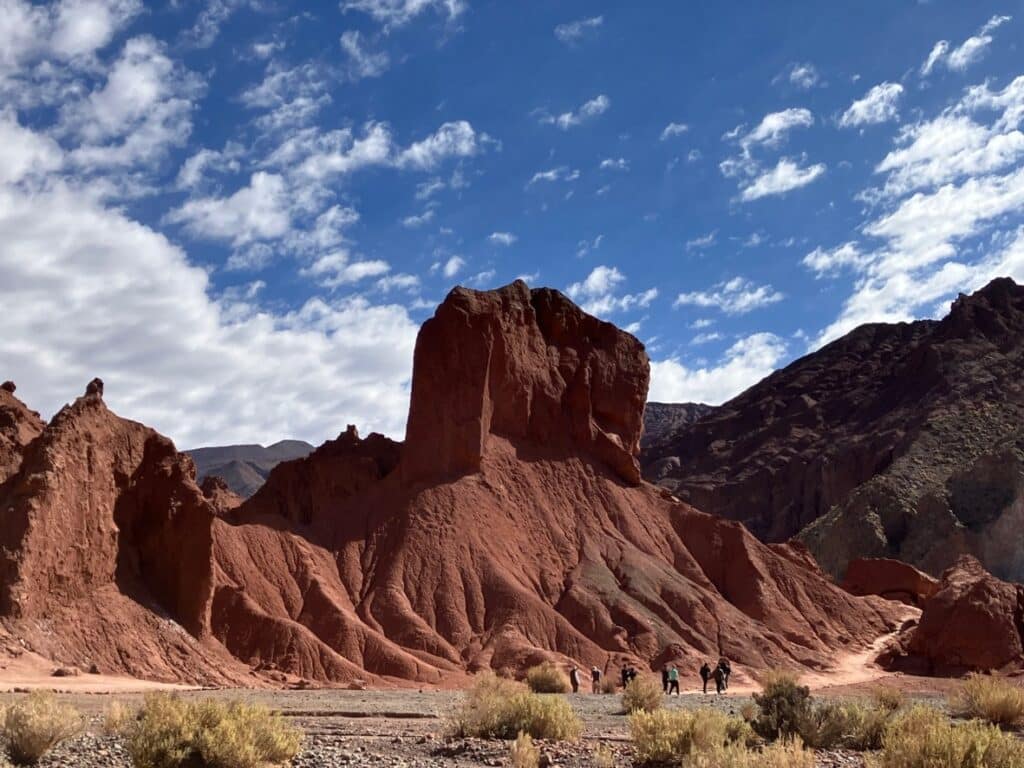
524,663,570,694
509,732,539,768
622,675,663,714
751,670,812,741
873,705,1024,768
629,708,753,766
2,691,82,765
952,674,1024,728
124,693,301,768
450,673,582,741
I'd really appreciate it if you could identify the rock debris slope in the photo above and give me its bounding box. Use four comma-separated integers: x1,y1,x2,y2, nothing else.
0,282,902,685
643,278,1024,583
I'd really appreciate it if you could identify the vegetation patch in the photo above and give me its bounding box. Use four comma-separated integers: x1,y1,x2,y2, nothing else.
450,673,582,741
952,673,1024,728
2,691,82,765
524,662,570,694
621,675,663,714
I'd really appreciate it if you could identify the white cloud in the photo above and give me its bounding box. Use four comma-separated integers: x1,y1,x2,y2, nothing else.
787,62,819,89
802,242,868,277
575,233,603,258
442,255,464,278
660,122,689,140
554,15,602,44
566,265,657,316
466,269,496,286
175,143,244,189
690,332,724,345
685,231,716,251
649,333,788,405
167,172,292,247
920,40,949,77
340,30,389,80
742,108,814,151
839,82,903,128
948,15,1011,71
341,0,466,28
488,231,516,246
301,250,391,289
0,110,63,184
674,277,784,314
395,120,480,169
401,209,435,228
739,158,825,201
415,177,445,199
599,157,629,171
526,166,579,186
539,94,610,130
0,182,418,447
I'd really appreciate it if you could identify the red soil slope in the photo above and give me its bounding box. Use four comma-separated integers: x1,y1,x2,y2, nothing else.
0,282,904,685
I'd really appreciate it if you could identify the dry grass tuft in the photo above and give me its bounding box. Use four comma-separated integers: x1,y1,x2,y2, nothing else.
951,673,1024,728
103,701,135,736
124,693,301,768
873,704,1024,767
449,673,582,741
524,662,570,694
629,707,754,765
2,691,82,765
621,675,663,714
871,687,906,713
509,731,539,768
751,669,812,741
600,677,618,695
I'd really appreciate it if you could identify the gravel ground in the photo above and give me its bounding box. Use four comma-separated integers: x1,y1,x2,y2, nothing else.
0,687,952,767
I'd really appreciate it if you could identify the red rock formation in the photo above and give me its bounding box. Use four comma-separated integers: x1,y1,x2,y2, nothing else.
841,558,939,607
642,278,1024,583
0,283,906,686
880,556,1024,674
0,382,44,483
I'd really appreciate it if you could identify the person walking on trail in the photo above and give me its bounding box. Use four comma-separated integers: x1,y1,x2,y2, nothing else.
591,666,602,694
667,665,680,695
712,664,725,695
569,666,580,694
699,661,712,694
620,665,630,690
718,658,731,691
662,665,670,694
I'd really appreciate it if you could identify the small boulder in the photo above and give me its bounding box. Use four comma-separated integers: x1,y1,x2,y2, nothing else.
85,378,104,397
1,381,15,393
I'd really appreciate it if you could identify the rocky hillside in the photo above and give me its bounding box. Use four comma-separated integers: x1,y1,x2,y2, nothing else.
0,282,903,686
642,277,1024,583
641,402,714,451
186,440,314,498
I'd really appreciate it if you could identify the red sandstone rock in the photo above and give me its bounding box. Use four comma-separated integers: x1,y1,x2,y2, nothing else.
0,383,44,483
0,284,905,686
841,558,939,607
880,556,1024,674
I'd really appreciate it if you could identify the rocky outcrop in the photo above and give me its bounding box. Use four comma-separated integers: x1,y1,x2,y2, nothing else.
879,556,1024,674
0,283,905,686
642,278,1024,582
841,558,939,607
0,382,44,483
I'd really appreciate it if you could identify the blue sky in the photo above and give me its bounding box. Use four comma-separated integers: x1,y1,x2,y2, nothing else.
2,0,1023,448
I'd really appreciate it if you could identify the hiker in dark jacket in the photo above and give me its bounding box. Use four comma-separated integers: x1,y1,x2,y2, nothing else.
569,666,581,693
718,658,731,690
699,662,712,694
591,666,602,694
713,664,725,694
662,665,670,693
620,665,630,689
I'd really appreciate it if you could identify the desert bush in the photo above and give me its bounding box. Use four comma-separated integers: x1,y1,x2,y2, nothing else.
450,673,582,741
738,702,756,722
592,744,615,768
873,704,1024,768
622,675,663,713
103,701,135,736
629,708,753,765
2,691,83,765
871,687,906,713
952,673,1024,728
751,670,812,741
687,738,814,768
124,693,301,768
509,732,539,768
799,701,891,751
524,662,570,694
600,677,618,695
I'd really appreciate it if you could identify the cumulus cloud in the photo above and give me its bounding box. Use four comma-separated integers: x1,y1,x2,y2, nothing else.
166,172,292,247
341,0,466,28
441,255,464,278
566,265,658,317
526,166,579,186
648,333,788,405
741,108,814,151
786,62,819,89
340,30,389,80
538,94,610,130
660,122,688,140
674,277,784,314
599,157,629,171
554,15,603,44
401,209,435,228
802,242,868,277
488,231,516,245
739,158,825,201
920,15,1012,75
839,82,903,128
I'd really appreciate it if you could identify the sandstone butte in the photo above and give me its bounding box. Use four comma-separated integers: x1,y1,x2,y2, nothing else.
0,281,945,688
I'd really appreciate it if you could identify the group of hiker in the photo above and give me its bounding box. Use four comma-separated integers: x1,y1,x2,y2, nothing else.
567,657,731,695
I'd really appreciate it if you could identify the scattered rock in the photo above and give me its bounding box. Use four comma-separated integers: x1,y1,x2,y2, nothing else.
85,377,104,397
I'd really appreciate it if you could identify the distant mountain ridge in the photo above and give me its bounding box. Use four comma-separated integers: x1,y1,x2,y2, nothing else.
186,440,314,498
641,402,715,450
641,277,1024,583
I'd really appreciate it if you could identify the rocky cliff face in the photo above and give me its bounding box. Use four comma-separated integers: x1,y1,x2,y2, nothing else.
643,278,1024,582
641,402,714,452
0,282,904,686
0,382,44,484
